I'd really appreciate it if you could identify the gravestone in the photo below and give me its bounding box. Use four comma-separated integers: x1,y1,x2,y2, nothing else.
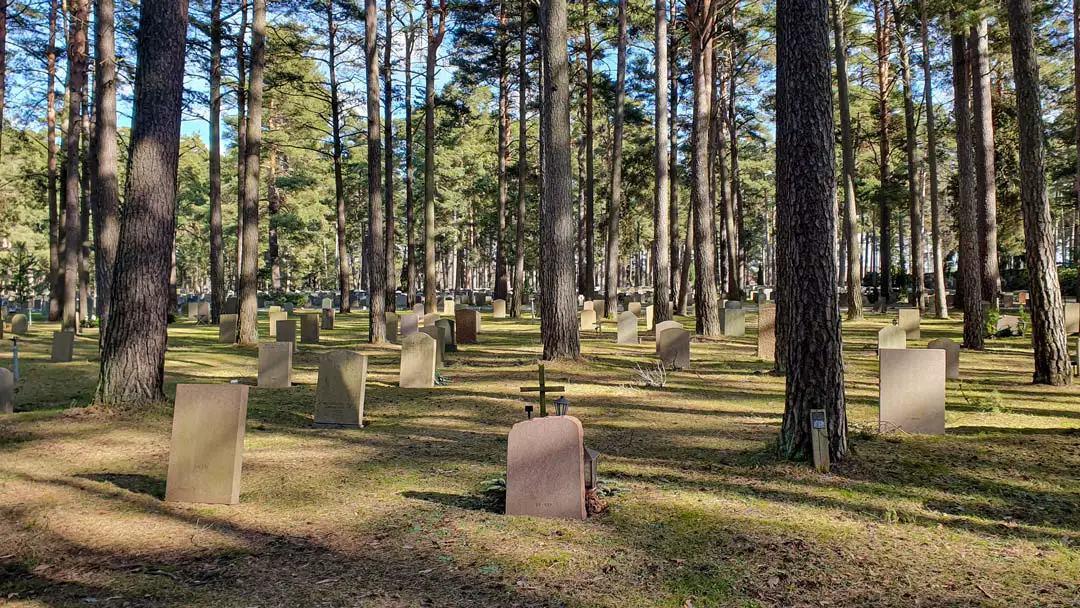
616,311,639,345
654,320,682,354
187,301,199,319
720,308,745,337
591,299,606,318
879,348,946,435
314,351,367,428
401,313,419,338
1066,302,1080,335
413,303,425,317
442,298,455,315
284,303,295,314
628,302,642,315
493,299,507,319
644,305,655,331
421,326,445,368
399,332,436,388
456,309,479,344
165,384,249,504
658,326,690,369
197,302,211,324
580,309,597,331
583,300,594,311
385,312,399,343
725,300,743,309
321,308,335,330
1018,291,1029,306
996,314,1020,336
268,311,288,338
0,367,12,414
300,314,320,344
878,325,906,350
258,342,293,388
276,319,297,352
225,296,238,315
10,314,27,335
219,314,238,343
423,313,440,328
757,305,776,361
927,338,960,380
436,319,456,352
322,298,333,310
268,305,282,314
505,416,587,520
51,331,75,362
898,308,921,339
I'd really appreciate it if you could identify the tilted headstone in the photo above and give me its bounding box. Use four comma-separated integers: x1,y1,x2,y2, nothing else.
898,308,921,339
996,314,1020,336
579,309,597,331
219,314,237,343
50,331,75,363
399,332,436,388
654,320,682,354
456,309,479,344
276,319,297,352
401,313,419,338
258,342,293,388
314,351,367,428
720,308,745,337
268,311,288,338
505,416,587,520
927,338,960,380
10,314,27,335
165,384,249,504
493,299,507,319
420,326,445,368
0,367,13,414
877,325,906,350
879,348,946,435
658,326,690,369
321,308,335,330
300,313,320,344
757,305,776,361
616,311,639,345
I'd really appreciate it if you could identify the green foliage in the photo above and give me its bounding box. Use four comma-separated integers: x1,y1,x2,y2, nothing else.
1,243,45,306
984,306,1001,339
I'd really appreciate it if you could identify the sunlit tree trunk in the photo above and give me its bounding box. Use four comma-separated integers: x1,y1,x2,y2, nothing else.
237,0,265,346
582,0,596,300
688,0,720,335
952,27,983,349
604,0,626,318
510,0,528,318
235,0,248,293
423,0,447,313
207,0,223,324
669,12,681,308
369,0,387,340
328,0,351,313
47,0,60,322
971,17,1000,304
897,20,924,311
872,0,891,312
921,0,948,318
384,0,396,311
61,0,89,332
405,8,417,308
653,0,671,323
831,0,861,320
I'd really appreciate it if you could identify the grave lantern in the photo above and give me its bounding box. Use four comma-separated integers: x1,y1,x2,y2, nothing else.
583,446,600,490
554,396,570,416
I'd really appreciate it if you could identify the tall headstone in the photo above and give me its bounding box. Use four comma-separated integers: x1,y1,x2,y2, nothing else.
50,331,75,362
276,319,297,352
421,326,445,368
644,305,655,331
580,309,597,331
757,305,776,361
268,311,288,338
877,325,906,350
879,349,946,435
385,312,399,343
321,308,335,330
300,313,320,344
616,311,639,345
399,332,437,388
898,308,921,339
493,299,507,319
1066,302,1080,335
219,314,238,343
165,384,249,504
442,298,455,315
258,342,293,388
0,367,13,414
413,302,425,316
314,351,367,428
720,308,745,337
401,313,419,338
505,416,587,520
456,309,479,344
927,338,960,380
654,320,682,354
11,314,28,335
658,326,690,369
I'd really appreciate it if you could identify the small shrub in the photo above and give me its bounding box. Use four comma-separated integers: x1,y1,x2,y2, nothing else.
983,306,1001,338
634,362,668,388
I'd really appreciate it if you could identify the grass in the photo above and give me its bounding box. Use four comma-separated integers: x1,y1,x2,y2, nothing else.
0,308,1078,607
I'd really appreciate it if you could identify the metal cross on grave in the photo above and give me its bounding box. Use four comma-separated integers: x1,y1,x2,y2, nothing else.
519,363,564,418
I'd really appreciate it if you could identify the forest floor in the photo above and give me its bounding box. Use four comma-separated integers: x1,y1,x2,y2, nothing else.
0,307,1078,607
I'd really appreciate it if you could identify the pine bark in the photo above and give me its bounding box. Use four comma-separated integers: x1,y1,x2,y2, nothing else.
873,0,891,312
898,21,924,310
98,0,189,406
61,0,89,332
831,0,861,319
583,0,596,300
604,0,626,318
921,0,948,318
494,0,511,302
369,0,387,341
952,28,983,349
423,0,446,313
208,0,223,324
510,0,527,318
328,0,351,313
971,18,1000,304
234,0,248,292
689,0,720,336
384,0,396,310
653,0,672,323
47,0,60,322
237,0,265,346
405,9,417,308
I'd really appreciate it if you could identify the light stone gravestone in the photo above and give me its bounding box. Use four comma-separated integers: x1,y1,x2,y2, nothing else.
421,326,446,368
658,326,691,369
898,308,921,339
385,312,399,343
268,305,282,314
720,308,745,337
423,313,440,327
187,301,199,319
996,314,1020,336
322,298,333,310
399,333,436,388
644,305,654,331
579,309,597,331
300,314,320,344
1066,302,1080,335
628,302,642,315
219,314,238,343
51,331,75,363
879,348,946,435
505,415,587,520
276,319,297,352
436,319,456,352
927,338,960,380
0,368,13,414
592,299,606,318
725,300,743,309
197,302,211,324
268,311,288,338
258,342,293,388
616,311,639,344
878,325,906,350
413,303,425,316
442,298,455,315
757,305,776,361
10,314,27,335
654,320,682,353
583,300,594,311
165,384,249,504
456,309,479,344
401,313,419,338
321,308,335,330
493,299,507,319
314,351,367,428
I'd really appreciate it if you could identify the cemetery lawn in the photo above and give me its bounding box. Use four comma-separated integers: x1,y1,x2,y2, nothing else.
1,311,1078,607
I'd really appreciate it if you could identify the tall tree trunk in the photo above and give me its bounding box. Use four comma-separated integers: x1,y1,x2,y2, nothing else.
405,9,417,308
423,0,446,313
952,27,983,349
539,0,579,359
235,0,248,292
669,14,681,307
328,0,351,313
898,18,924,310
47,0,60,322
604,0,626,318
873,0,891,312
79,85,90,330
921,0,948,318
384,0,396,311
582,0,596,300
98,0,189,406
369,0,387,340
776,0,847,461
1005,0,1072,384
0,0,6,161
267,145,280,289
832,0,861,319
62,0,89,332
237,0,265,346
493,0,511,302
971,17,1000,304
208,0,224,324
1075,0,1080,301
678,198,692,315
653,0,672,323
511,0,527,318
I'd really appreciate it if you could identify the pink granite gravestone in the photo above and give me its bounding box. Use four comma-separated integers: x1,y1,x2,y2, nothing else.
506,415,586,520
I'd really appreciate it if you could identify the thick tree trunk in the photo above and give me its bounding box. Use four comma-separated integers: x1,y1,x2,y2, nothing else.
653,0,671,323
831,0,861,320
1075,0,1080,301
583,0,596,300
237,0,265,346
921,0,948,318
47,0,60,322
0,0,6,160
423,0,446,313
384,0,396,311
98,0,189,406
1006,0,1072,385
873,0,891,312
208,0,223,324
952,28,983,349
898,23,924,311
971,17,1000,304
405,11,417,308
494,0,511,302
511,0,527,318
235,0,248,293
669,15,681,308
604,0,626,318
539,0,580,359
328,0,351,313
79,89,91,330
61,0,89,332
369,0,387,340
776,0,847,460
